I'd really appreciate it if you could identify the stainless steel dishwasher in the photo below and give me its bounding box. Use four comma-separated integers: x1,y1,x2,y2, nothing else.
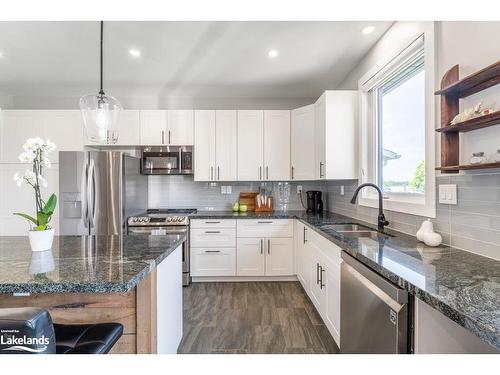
340,252,409,353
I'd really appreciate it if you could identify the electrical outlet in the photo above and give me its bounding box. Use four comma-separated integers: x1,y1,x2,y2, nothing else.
221,186,227,194
297,185,303,194
227,186,232,194
439,184,457,205
340,185,345,195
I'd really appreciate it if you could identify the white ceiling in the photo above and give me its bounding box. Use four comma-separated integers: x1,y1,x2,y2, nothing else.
0,21,392,100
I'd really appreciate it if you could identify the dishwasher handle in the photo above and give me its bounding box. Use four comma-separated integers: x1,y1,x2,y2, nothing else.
341,252,408,304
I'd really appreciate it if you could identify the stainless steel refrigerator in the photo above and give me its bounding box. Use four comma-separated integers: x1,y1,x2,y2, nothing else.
59,151,148,235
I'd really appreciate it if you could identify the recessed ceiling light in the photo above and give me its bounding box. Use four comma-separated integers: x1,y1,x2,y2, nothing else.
129,49,141,57
268,49,279,58
361,26,375,35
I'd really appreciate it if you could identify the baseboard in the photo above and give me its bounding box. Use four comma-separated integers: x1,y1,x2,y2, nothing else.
191,275,299,283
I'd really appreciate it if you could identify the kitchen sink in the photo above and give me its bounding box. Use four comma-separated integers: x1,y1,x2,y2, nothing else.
321,223,392,239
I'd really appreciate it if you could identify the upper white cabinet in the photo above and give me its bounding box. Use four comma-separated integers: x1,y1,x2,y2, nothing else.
194,110,216,181
236,110,291,181
314,91,358,180
193,110,237,181
263,110,290,180
167,110,194,145
140,110,166,145
237,110,264,181
291,104,315,180
215,110,238,181
1,110,84,163
140,110,193,146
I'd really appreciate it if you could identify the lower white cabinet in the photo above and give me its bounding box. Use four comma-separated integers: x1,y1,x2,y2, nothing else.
294,221,342,346
190,247,236,276
236,237,294,277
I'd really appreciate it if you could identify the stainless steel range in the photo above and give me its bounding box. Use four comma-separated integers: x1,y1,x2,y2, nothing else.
127,209,197,286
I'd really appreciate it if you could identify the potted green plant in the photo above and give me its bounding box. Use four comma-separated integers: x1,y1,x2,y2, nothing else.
13,137,57,252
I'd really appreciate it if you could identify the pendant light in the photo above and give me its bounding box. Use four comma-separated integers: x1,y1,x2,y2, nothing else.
80,21,122,144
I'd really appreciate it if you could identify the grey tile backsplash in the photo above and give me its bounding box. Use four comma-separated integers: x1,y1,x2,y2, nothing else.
149,172,500,260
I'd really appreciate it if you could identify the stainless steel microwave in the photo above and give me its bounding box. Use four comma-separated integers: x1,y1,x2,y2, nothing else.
141,146,193,175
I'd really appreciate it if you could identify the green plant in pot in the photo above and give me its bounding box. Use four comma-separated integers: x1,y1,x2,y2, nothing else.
13,137,57,252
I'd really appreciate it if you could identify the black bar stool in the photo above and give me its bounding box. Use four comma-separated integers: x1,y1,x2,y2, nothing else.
0,308,123,354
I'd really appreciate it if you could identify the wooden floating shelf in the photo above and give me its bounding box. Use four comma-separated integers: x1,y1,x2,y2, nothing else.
435,161,500,172
434,61,500,98
436,110,500,133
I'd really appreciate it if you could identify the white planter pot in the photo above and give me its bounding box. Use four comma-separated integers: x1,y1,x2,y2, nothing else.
28,228,55,252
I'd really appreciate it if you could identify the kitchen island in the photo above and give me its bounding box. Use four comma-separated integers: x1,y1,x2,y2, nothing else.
0,234,186,354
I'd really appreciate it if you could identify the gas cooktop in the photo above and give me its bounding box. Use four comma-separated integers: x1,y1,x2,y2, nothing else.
128,209,197,227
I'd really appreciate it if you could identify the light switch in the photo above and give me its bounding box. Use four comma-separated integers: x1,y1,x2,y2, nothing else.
438,184,457,205
340,185,345,195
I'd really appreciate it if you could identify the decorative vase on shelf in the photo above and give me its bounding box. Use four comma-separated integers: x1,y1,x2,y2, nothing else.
28,228,55,252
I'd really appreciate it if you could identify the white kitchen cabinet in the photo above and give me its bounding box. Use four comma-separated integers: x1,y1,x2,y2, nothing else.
167,110,194,145
295,221,310,289
190,247,236,277
42,111,84,161
194,110,216,181
237,110,264,181
291,105,315,180
214,110,237,181
140,110,167,145
237,219,293,238
308,239,327,312
266,237,294,276
263,110,290,180
236,237,265,276
190,228,236,248
314,91,357,180
324,256,342,345
84,110,140,147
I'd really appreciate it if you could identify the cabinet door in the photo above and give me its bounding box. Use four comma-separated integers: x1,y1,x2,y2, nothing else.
291,105,315,180
314,94,326,179
263,110,290,180
194,110,216,181
237,237,265,276
308,241,326,315
265,237,294,276
237,110,263,181
0,111,43,163
42,111,84,162
215,110,237,181
295,222,310,288
190,247,236,277
140,110,167,145
167,110,194,145
324,257,341,346
114,110,141,146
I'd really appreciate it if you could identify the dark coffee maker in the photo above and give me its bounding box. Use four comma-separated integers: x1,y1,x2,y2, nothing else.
306,191,323,213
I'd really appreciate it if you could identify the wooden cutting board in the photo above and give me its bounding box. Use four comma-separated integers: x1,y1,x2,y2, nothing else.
239,192,258,212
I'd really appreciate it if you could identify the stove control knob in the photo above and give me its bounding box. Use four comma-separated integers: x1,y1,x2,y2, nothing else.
166,217,172,223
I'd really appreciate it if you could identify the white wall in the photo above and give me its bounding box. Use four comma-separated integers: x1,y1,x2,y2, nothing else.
8,95,315,110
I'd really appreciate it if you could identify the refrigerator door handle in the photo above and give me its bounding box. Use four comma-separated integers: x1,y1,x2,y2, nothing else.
82,161,90,228
88,159,96,228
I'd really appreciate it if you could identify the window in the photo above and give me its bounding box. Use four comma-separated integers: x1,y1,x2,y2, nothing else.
358,29,436,218
376,57,425,196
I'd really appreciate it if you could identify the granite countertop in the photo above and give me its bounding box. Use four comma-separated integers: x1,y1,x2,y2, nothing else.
192,210,500,351
0,234,186,294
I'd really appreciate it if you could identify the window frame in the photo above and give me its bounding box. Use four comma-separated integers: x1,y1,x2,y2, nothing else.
357,27,436,218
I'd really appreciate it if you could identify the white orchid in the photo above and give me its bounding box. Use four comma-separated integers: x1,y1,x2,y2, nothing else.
13,138,58,232
18,151,36,163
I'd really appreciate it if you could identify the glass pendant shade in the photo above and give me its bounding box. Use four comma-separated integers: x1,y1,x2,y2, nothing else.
80,93,122,144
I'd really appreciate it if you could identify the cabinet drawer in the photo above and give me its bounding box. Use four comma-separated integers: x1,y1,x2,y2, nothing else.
237,219,293,238
190,228,236,247
190,247,236,276
190,219,236,229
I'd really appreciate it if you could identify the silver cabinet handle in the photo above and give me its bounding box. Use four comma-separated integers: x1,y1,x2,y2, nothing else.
319,162,324,178
303,226,307,243
320,266,326,289
257,221,273,224
205,221,221,224
204,230,221,234
267,239,270,255
168,130,171,144
217,166,220,180
316,263,320,285
266,166,269,180
161,130,165,144
259,166,262,180
210,166,213,181
205,250,221,253
260,239,263,254
291,165,294,180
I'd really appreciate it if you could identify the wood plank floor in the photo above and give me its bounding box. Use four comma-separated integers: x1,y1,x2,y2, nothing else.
178,282,339,354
